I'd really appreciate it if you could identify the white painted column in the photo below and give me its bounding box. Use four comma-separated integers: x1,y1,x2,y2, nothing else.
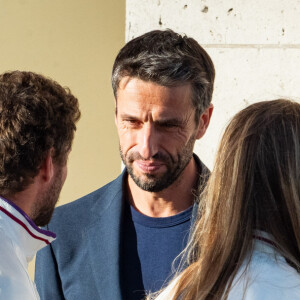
126,0,300,168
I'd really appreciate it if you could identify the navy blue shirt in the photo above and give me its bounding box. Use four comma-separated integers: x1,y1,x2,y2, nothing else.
122,204,193,300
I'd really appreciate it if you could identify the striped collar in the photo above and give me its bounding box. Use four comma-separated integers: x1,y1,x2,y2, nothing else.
252,230,281,257
0,197,56,262
253,234,277,248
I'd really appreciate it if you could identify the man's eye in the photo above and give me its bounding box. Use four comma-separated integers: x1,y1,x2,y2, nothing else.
125,119,140,126
159,123,178,128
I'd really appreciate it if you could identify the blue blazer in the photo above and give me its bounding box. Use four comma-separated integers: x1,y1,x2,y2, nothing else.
35,171,127,299
35,158,205,299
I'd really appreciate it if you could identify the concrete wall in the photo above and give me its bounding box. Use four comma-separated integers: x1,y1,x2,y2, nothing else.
0,0,125,280
126,0,300,169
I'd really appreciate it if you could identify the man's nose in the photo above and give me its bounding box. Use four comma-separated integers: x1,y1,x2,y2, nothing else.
137,124,159,159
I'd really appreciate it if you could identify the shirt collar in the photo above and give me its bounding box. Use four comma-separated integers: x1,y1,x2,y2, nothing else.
0,197,56,262
252,230,279,255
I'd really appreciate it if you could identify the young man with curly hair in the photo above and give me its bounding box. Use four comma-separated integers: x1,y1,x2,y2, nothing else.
0,71,80,300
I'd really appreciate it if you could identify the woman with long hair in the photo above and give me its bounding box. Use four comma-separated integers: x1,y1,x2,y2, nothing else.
151,99,300,299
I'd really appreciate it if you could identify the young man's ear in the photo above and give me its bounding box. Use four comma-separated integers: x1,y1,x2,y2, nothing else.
40,149,55,183
196,104,214,140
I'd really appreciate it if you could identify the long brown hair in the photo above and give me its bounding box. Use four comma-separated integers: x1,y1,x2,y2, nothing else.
166,99,300,299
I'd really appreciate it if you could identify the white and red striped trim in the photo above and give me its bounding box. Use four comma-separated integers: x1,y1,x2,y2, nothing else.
253,234,277,249
0,197,56,245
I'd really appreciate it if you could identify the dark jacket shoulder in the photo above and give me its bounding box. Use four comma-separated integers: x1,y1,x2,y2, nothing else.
46,171,126,235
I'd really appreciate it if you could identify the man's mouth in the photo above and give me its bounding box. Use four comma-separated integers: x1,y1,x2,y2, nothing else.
135,160,165,172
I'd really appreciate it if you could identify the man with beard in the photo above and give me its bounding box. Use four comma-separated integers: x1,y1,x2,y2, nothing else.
35,29,215,300
0,71,80,300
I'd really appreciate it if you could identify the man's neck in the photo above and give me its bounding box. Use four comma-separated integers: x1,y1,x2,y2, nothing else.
4,183,39,220
127,157,198,218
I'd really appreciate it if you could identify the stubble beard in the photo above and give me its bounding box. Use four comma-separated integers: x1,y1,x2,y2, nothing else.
120,135,196,193
32,168,64,227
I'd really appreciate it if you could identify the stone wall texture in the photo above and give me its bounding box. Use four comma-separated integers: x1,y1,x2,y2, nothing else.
126,0,300,168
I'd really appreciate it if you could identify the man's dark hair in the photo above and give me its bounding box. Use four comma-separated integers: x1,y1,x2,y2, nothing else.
0,71,81,196
112,29,215,123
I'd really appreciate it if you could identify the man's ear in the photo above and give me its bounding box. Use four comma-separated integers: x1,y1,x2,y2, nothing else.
114,98,118,126
195,104,214,140
114,108,118,126
40,149,55,183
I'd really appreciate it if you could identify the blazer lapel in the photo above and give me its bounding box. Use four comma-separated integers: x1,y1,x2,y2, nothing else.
85,171,126,299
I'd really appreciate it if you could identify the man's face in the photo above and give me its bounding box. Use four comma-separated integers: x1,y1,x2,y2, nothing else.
115,77,206,192
32,163,68,227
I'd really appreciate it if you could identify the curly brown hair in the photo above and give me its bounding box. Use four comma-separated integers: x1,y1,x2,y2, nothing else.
0,71,80,196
